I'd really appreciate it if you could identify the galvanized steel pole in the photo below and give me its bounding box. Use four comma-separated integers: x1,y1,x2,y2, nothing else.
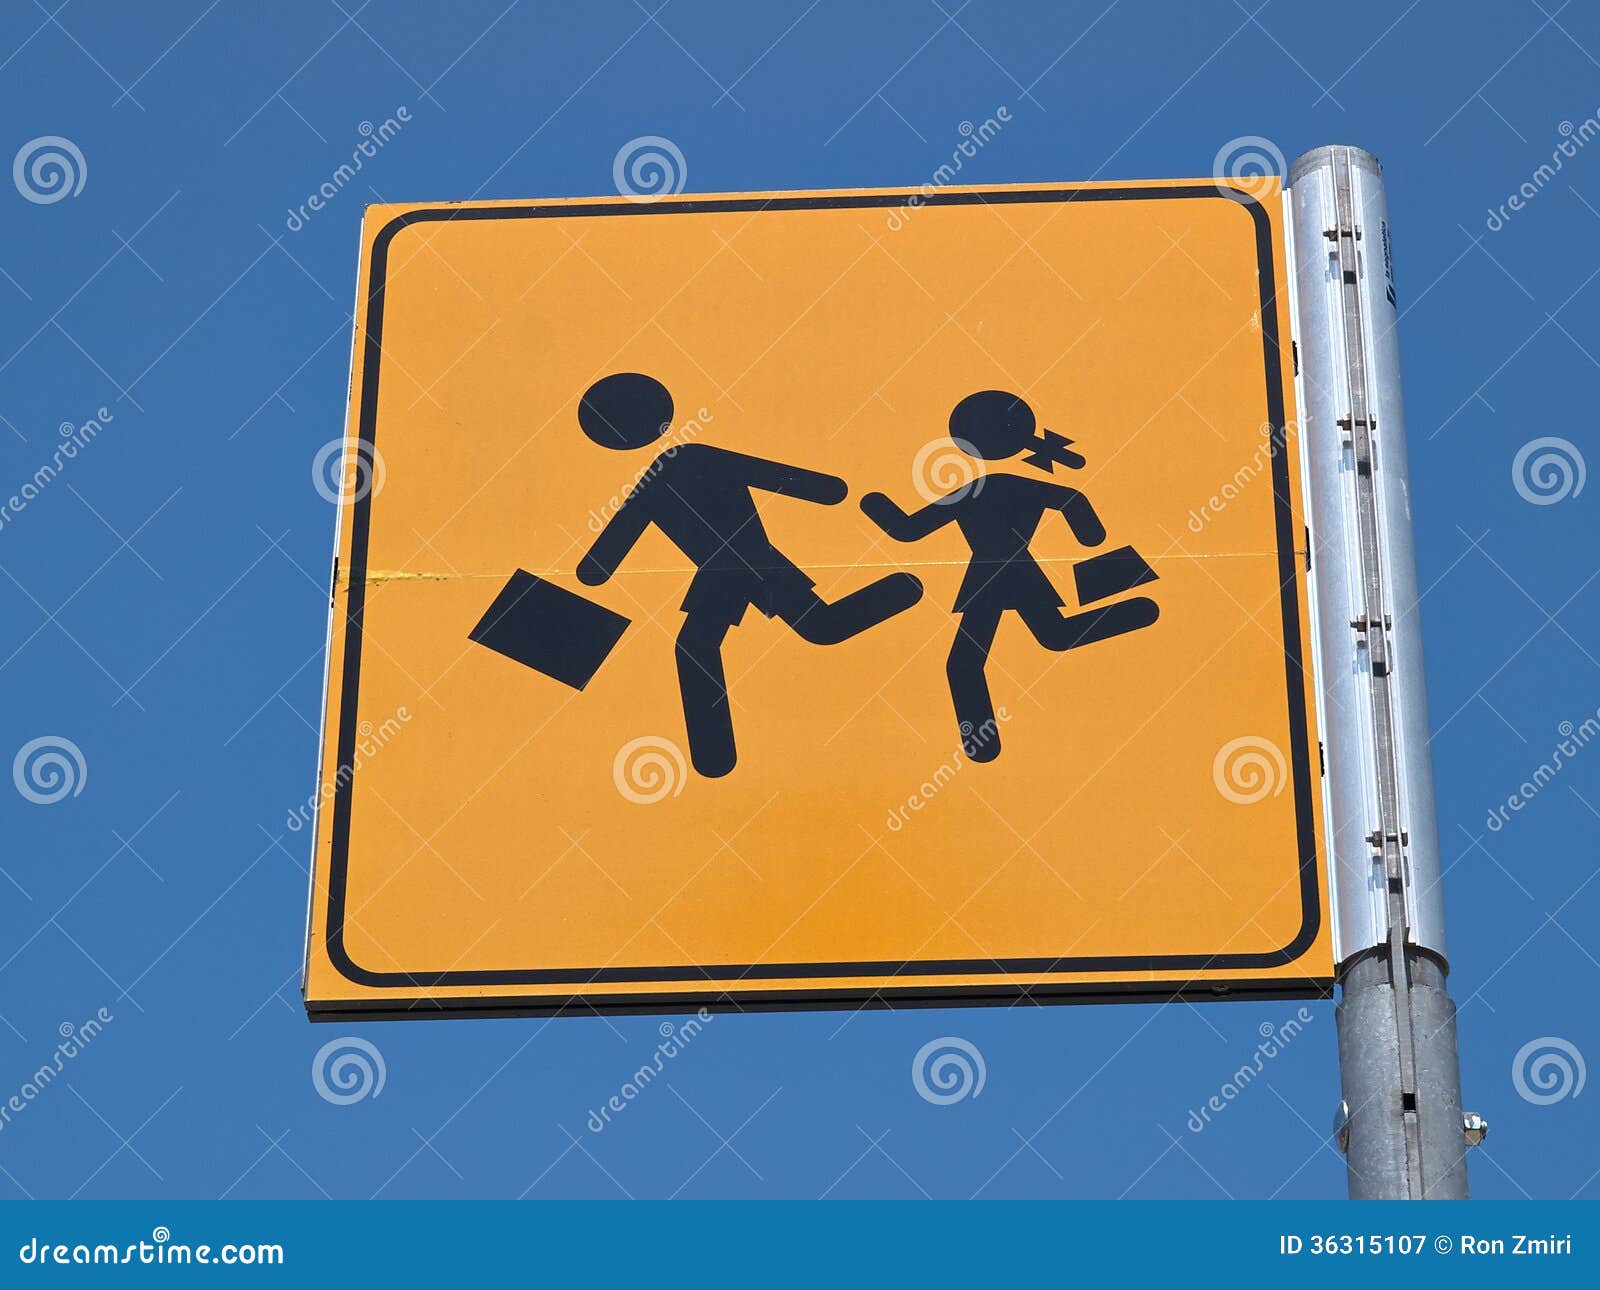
1286,145,1474,1199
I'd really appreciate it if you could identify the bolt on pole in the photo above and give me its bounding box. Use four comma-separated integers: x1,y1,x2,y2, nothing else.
1286,145,1474,1199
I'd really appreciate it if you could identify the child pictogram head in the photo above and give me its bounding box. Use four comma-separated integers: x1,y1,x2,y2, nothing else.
948,389,1086,472
579,372,674,451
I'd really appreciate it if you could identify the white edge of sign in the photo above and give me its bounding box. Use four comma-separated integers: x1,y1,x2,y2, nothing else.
300,213,368,1000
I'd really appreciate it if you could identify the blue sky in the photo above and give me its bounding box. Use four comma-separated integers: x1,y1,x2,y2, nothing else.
0,0,1596,1200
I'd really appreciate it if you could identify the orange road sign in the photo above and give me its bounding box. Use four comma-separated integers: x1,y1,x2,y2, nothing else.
303,180,1332,1018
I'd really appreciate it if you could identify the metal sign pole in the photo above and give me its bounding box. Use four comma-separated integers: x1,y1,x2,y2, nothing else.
1286,145,1476,1199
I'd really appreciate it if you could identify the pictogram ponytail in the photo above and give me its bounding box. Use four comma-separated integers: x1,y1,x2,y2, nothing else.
1022,428,1086,473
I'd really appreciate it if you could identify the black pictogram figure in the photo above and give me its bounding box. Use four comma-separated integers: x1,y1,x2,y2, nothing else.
861,390,1159,763
576,372,924,778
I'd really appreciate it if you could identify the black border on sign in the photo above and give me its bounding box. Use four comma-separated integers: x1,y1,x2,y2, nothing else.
319,184,1324,1011
308,978,1336,1023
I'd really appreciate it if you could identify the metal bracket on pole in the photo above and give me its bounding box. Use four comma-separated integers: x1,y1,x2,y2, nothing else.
1286,146,1473,1199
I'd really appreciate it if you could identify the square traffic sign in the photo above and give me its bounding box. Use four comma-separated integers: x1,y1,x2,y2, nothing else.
304,181,1331,1016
